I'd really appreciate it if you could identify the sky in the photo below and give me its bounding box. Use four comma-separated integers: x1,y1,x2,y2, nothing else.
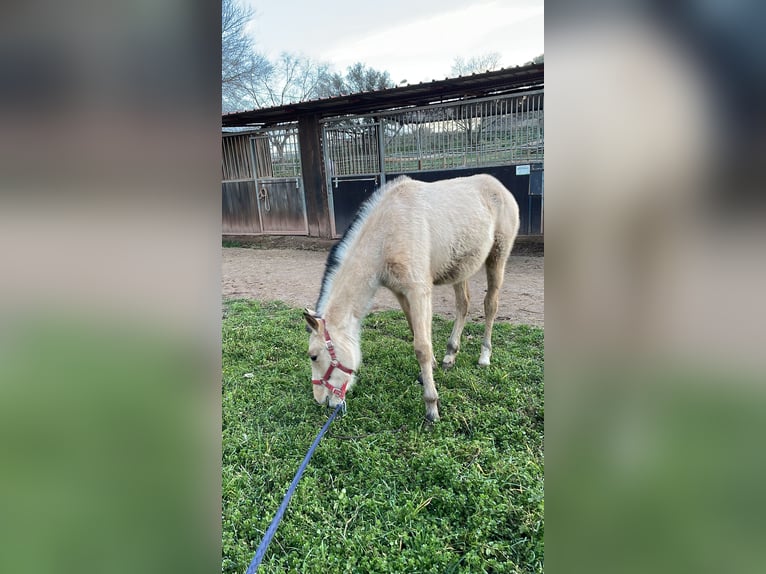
242,0,544,85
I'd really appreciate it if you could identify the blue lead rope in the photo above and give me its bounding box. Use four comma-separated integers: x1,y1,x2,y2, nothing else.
246,403,344,574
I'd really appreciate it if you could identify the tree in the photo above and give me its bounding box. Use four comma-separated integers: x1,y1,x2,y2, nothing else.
222,0,267,112
238,52,330,108
317,63,395,98
450,52,503,76
447,53,504,142
343,63,395,93
526,53,544,65
222,2,394,112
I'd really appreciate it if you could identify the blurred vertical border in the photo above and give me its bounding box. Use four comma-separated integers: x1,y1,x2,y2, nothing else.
547,1,766,573
0,1,221,573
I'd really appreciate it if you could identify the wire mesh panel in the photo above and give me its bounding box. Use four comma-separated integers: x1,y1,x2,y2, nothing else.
322,120,380,176
381,91,544,173
320,90,543,178
252,126,302,179
222,127,302,181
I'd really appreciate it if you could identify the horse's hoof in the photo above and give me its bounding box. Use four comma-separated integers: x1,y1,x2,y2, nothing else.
424,412,440,423
425,400,441,423
479,346,491,366
442,357,455,370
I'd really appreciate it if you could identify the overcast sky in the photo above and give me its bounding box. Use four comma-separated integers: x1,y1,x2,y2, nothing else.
242,0,544,85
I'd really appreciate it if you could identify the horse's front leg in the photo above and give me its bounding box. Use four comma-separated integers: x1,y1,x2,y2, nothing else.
406,288,439,422
395,290,438,370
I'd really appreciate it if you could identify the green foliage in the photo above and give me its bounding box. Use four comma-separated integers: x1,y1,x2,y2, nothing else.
525,54,544,65
318,63,396,98
222,301,544,573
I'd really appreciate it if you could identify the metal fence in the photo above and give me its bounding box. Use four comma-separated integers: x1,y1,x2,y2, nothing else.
252,127,302,178
322,90,543,177
222,132,253,181
322,120,380,176
225,91,543,181
222,127,302,182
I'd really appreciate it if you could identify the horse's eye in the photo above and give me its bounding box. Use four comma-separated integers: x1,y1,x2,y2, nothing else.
310,355,318,362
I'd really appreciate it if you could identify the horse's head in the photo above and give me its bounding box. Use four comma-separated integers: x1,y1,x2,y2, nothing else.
303,308,357,407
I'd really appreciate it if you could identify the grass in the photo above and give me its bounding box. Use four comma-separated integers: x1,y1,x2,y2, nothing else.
222,300,544,573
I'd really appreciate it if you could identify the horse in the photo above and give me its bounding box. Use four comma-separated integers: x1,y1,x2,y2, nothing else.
303,174,520,422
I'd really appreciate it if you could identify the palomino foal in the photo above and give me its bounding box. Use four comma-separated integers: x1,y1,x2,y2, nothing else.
304,174,519,421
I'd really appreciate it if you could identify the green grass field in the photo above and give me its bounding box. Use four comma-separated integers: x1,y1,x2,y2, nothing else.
222,300,544,573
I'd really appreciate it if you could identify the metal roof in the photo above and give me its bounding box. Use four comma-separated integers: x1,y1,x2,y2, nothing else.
222,63,543,128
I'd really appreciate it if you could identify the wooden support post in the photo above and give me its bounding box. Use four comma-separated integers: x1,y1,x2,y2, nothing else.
298,114,332,238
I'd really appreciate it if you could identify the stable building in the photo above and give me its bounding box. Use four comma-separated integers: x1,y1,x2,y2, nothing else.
222,63,543,239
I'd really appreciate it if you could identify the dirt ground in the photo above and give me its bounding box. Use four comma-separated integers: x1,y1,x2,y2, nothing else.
222,244,544,327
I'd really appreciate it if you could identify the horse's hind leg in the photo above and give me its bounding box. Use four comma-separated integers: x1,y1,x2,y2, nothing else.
442,280,470,369
480,244,510,366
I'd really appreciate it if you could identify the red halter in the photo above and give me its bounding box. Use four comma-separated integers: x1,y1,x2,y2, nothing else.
311,319,355,401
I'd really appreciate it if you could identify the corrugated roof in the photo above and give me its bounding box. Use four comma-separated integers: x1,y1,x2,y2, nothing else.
222,63,543,128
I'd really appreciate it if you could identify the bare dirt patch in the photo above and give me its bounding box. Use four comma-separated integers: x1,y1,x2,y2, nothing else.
223,246,543,327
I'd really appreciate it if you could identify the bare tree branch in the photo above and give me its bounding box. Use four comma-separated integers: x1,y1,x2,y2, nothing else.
450,52,503,76
222,0,270,112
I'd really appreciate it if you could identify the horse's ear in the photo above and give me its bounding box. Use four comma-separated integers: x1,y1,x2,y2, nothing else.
303,308,320,332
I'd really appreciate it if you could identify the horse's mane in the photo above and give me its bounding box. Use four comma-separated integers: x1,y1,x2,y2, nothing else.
315,176,410,314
